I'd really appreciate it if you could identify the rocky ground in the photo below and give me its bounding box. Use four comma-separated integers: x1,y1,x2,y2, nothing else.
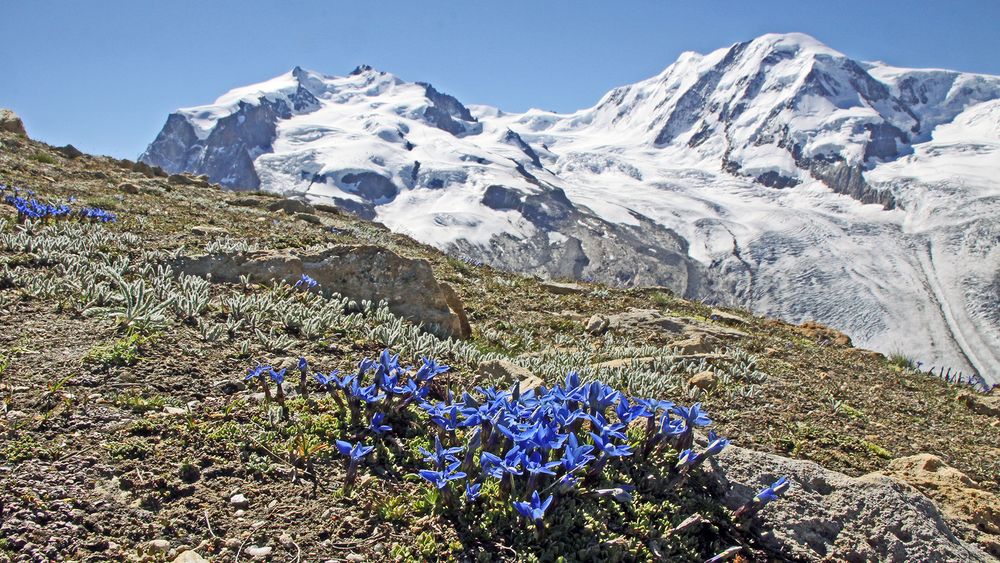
0,113,998,561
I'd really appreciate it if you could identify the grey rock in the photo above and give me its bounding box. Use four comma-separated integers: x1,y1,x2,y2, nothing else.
687,370,717,389
710,309,750,326
540,281,586,295
174,245,470,340
714,445,989,562
295,212,322,224
0,108,27,136
607,309,687,333
55,144,83,159
267,199,315,215
481,185,523,211
148,539,170,554
245,546,272,559
313,203,342,215
230,493,249,509
585,314,610,335
172,551,208,563
341,171,399,203
477,359,543,391
168,174,198,186
228,196,263,208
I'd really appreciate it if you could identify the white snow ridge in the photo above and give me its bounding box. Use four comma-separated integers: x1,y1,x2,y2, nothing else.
141,34,1000,384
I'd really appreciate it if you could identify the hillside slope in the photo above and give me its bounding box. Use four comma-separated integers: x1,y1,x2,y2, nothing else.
2,124,999,560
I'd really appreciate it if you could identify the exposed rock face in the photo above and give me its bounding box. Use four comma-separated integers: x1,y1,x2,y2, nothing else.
878,454,1000,556
140,88,317,190
0,109,27,136
714,445,990,561
796,320,853,347
173,245,471,339
417,82,482,137
465,185,714,297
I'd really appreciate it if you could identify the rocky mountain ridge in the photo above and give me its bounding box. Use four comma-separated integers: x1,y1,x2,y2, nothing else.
140,33,1000,383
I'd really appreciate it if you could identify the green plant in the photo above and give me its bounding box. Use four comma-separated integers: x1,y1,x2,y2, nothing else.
887,350,916,371
1,434,39,462
83,331,150,367
30,151,56,165
105,438,152,460
113,392,166,414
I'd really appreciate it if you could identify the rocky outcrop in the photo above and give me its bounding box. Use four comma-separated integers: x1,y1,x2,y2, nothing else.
461,187,716,297
140,86,317,190
0,108,27,136
713,445,990,561
878,454,1000,557
173,245,471,340
417,82,482,137
796,320,853,347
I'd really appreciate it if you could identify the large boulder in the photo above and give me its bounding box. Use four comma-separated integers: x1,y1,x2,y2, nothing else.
878,454,1000,557
0,109,27,136
174,245,471,339
713,445,989,561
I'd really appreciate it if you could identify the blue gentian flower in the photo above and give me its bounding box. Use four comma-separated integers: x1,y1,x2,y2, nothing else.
246,364,268,381
754,476,790,504
465,481,482,502
672,403,712,427
369,412,392,434
335,440,375,462
419,461,466,489
268,367,287,385
513,490,553,523
294,274,319,289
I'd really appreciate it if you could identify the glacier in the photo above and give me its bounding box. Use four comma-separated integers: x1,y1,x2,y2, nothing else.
141,33,1000,384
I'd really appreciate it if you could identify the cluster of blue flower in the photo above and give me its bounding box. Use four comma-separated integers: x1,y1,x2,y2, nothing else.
294,273,319,290
243,349,790,530
1,184,117,223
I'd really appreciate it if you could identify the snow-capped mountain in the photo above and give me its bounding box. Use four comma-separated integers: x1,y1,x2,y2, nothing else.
141,33,1000,383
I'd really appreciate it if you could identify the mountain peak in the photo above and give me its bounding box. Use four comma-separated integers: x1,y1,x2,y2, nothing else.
349,64,377,76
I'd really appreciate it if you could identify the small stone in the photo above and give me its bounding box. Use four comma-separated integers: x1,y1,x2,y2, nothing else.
346,555,365,562
278,533,294,546
230,493,249,509
163,406,187,416
148,539,170,554
585,314,610,335
245,546,272,559
688,370,717,390
224,538,242,550
118,182,141,194
172,551,208,563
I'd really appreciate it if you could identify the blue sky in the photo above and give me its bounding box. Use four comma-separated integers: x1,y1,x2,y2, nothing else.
2,0,998,158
